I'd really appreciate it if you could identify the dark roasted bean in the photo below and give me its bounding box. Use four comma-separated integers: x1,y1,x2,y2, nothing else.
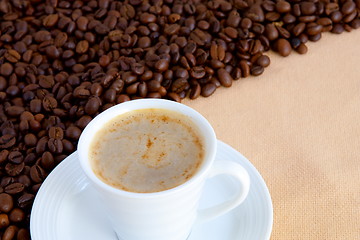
217,68,233,87
9,208,25,223
0,193,13,213
275,38,292,57
5,183,24,195
201,83,216,97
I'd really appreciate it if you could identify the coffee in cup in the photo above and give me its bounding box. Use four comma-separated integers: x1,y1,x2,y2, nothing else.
88,108,205,193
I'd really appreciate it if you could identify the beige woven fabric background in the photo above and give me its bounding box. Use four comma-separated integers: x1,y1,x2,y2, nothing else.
183,30,360,239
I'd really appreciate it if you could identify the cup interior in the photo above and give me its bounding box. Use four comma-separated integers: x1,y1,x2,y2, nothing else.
78,99,217,196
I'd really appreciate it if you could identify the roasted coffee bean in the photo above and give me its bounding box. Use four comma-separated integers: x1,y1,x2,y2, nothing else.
0,214,9,228
65,126,82,140
30,165,46,183
293,22,306,36
201,83,217,97
190,67,206,79
0,63,14,76
265,23,279,41
8,151,23,164
41,151,55,170
296,43,308,54
17,175,31,188
239,60,250,78
48,127,64,139
167,92,181,102
276,1,291,13
307,23,323,36
5,50,21,63
4,183,24,195
217,68,233,87
85,97,100,115
251,65,265,76
0,150,9,164
342,1,356,15
0,193,13,213
300,2,317,15
17,228,30,240
5,162,24,177
275,38,292,57
154,59,169,72
9,208,25,223
5,106,24,117
17,193,34,209
189,83,201,99
3,225,18,240
256,55,271,67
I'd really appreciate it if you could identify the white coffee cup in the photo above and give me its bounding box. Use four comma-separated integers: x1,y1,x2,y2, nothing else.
78,99,250,240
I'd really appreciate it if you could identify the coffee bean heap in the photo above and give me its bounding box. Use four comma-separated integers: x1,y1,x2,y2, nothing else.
0,0,359,238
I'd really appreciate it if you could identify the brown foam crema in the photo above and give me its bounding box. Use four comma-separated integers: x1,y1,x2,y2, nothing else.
89,108,205,193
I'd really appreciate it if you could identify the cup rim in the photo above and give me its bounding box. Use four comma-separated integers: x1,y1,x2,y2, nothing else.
78,99,217,198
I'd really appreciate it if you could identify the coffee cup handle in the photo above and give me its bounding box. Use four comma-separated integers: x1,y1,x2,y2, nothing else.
195,160,250,224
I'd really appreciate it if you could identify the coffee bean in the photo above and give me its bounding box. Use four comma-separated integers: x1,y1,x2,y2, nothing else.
167,92,181,102
17,193,34,209
3,225,18,240
5,106,25,117
342,1,356,15
306,23,323,36
17,228,30,240
0,63,13,76
251,65,265,76
351,19,360,29
0,150,9,164
48,127,64,140
0,193,13,213
85,97,101,115
171,78,189,93
239,60,250,78
256,55,271,67
65,126,82,140
17,175,31,188
275,38,292,57
300,2,317,15
332,24,345,34
42,96,58,111
0,214,9,228
265,23,279,41
189,83,201,100
9,208,25,223
4,183,24,195
5,162,24,177
276,1,291,13
5,50,21,63
296,43,308,54
190,67,206,79
8,151,23,164
116,94,131,103
43,14,59,27
34,30,52,42
217,68,233,87
76,16,89,31
76,40,89,54
154,59,169,72
201,83,216,97
30,165,46,183
40,151,55,170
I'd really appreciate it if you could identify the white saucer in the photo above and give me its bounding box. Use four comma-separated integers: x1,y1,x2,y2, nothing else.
30,140,273,240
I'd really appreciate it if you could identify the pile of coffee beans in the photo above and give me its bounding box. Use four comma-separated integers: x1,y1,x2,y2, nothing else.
0,0,359,238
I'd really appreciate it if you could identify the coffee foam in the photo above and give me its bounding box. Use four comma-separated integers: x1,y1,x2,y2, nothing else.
89,108,204,193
